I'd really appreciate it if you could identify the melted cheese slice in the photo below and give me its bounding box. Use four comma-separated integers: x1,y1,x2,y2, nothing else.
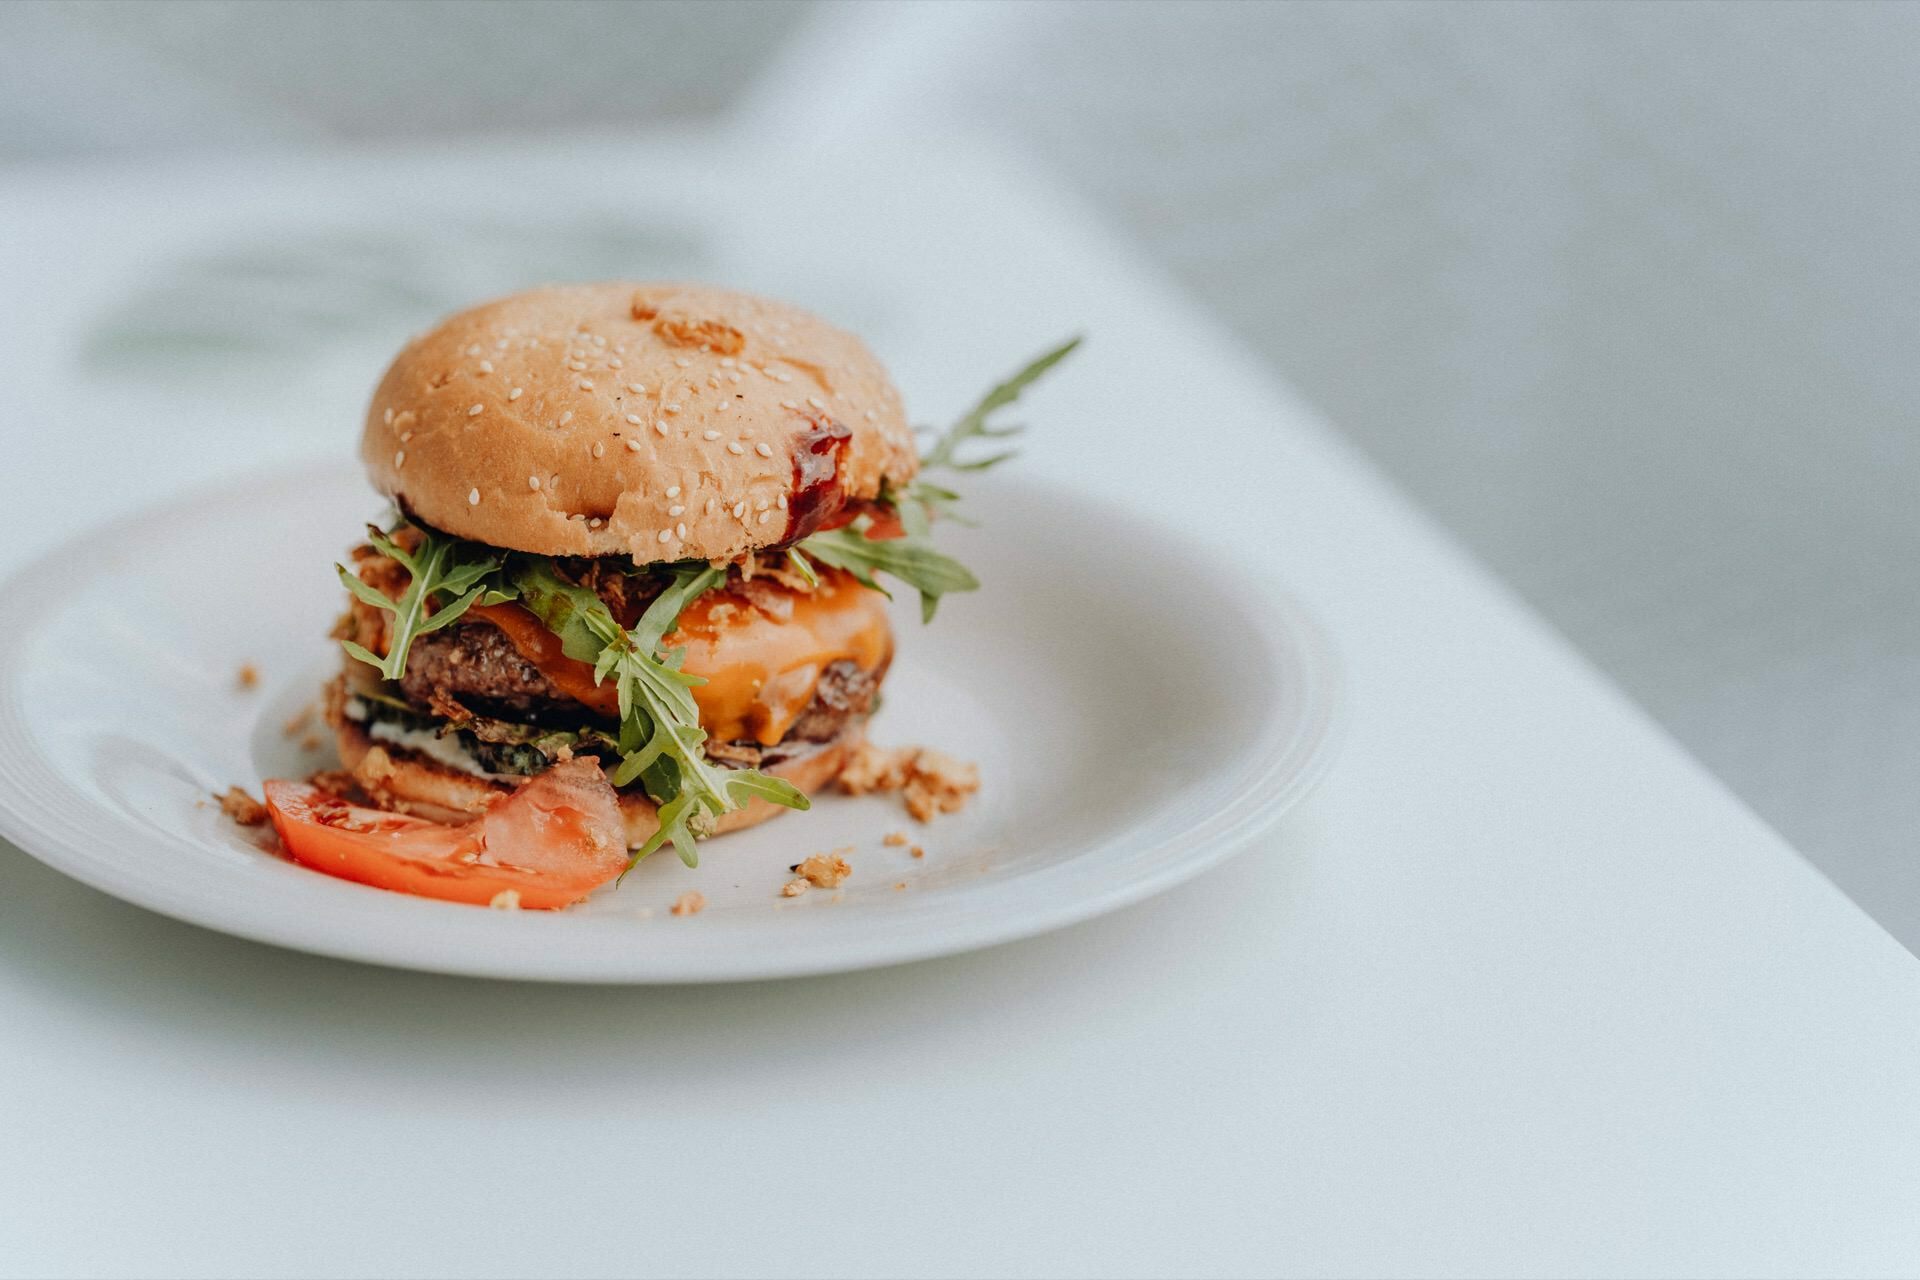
468,569,891,746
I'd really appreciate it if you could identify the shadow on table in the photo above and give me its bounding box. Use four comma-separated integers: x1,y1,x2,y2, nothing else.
0,805,1324,1097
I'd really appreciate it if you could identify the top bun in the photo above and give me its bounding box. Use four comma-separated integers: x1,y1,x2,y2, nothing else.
361,283,917,561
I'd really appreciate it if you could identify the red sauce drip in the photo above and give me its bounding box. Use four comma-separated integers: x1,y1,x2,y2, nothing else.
782,415,853,542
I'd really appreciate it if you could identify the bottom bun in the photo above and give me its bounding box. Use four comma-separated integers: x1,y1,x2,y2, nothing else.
329,717,858,850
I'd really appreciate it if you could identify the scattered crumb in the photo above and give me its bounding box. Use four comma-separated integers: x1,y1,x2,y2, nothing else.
840,743,981,823
894,882,907,891
489,889,522,911
791,849,852,888
910,845,925,859
281,704,314,737
670,890,706,917
236,662,260,691
781,878,811,898
216,786,267,827
882,831,909,847
298,733,322,752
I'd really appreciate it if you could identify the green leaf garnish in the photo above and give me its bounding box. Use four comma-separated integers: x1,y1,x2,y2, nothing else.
798,522,979,622
336,524,513,680
817,336,1078,618
509,558,806,868
918,335,1081,474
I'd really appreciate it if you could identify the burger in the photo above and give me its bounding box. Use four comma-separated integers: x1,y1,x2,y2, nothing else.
259,282,1074,909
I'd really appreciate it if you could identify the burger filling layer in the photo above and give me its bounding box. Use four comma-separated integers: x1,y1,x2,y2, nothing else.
336,546,892,785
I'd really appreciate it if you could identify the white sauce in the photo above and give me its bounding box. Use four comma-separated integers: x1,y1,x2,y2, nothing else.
365,717,497,779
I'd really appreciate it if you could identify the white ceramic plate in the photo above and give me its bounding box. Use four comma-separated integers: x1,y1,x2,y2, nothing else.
0,462,1339,982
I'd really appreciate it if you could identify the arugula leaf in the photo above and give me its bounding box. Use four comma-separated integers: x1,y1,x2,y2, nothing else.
799,521,980,623
897,336,1080,532
918,335,1082,474
509,558,806,868
337,524,513,680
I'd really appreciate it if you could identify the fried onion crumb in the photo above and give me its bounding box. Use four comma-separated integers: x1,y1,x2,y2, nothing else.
791,849,852,888
216,786,267,827
910,845,925,859
794,852,856,890
236,662,260,691
882,831,909,847
670,890,706,917
840,743,980,823
781,877,811,898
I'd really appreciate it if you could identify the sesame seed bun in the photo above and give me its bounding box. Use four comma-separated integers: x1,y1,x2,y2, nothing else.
362,283,918,562
329,713,861,850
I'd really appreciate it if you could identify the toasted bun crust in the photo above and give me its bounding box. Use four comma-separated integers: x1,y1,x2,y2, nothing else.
361,283,917,562
331,716,859,851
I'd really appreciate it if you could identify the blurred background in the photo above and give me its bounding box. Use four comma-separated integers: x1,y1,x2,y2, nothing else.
6,0,1919,949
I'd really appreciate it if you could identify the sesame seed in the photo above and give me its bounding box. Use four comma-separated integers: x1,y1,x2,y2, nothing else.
568,360,587,372
578,378,594,391
865,409,878,421
755,442,773,458
806,395,826,410
528,475,542,491
608,357,623,369
468,488,480,506
669,504,685,517
509,387,524,401
658,529,673,544
674,357,691,368
663,403,681,414
726,442,744,455
394,450,406,468
655,420,669,437
559,411,573,425
716,401,730,413
588,518,603,530
627,383,646,394
626,413,643,425
626,438,643,452
727,371,743,384
732,502,746,519
704,498,716,515
400,430,413,442
757,511,773,525
383,407,394,425
776,494,787,510
775,371,793,383
676,522,688,539
466,344,481,357
591,334,606,348
477,360,493,374
755,498,769,512
703,429,721,440
719,358,735,368
591,442,605,459
778,399,798,410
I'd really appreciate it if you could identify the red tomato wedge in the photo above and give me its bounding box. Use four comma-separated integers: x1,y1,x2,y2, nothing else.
262,758,629,910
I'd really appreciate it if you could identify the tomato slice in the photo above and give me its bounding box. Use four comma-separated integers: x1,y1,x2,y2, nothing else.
262,758,629,910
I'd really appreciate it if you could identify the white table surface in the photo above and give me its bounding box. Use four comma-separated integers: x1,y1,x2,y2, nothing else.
2,132,1917,1279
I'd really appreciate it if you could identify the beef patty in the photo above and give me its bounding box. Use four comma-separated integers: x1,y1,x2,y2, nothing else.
397,621,880,757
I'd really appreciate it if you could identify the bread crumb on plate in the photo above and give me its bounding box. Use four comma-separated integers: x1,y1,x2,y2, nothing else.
216,786,267,827
236,662,260,691
670,890,706,917
840,743,980,823
791,849,852,888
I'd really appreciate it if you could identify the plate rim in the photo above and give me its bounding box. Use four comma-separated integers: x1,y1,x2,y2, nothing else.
0,460,1344,983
